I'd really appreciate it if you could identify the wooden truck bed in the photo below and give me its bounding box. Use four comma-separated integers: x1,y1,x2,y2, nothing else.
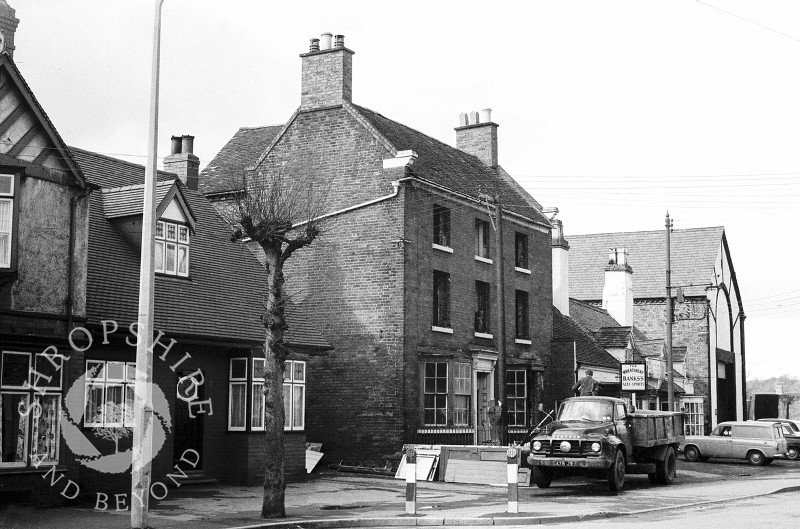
629,411,685,447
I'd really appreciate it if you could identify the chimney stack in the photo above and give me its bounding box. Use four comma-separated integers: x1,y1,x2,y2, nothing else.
602,248,634,326
300,32,353,110
547,208,570,316
0,1,19,60
164,135,200,191
455,108,498,168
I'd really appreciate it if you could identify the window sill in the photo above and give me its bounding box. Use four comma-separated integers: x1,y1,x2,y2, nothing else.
515,267,531,275
515,338,532,345
432,326,454,334
432,243,454,253
474,332,494,339
474,256,493,264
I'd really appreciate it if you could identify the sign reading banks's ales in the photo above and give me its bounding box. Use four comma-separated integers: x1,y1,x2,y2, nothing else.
621,363,646,391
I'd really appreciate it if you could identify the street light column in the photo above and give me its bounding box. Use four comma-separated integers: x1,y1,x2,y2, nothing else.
131,1,165,527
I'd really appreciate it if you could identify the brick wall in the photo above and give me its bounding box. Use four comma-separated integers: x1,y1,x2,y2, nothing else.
403,186,553,434
634,298,711,420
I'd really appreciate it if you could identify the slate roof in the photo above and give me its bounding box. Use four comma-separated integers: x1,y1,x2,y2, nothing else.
199,125,284,195
74,147,330,349
568,227,725,300
101,180,191,221
637,340,665,358
352,104,550,225
198,106,550,227
568,299,620,333
553,308,620,370
595,327,632,349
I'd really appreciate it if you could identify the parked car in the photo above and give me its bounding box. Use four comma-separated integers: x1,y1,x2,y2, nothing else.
757,419,800,460
680,421,787,466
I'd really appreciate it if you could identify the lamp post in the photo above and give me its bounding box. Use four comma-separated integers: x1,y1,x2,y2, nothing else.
131,1,165,527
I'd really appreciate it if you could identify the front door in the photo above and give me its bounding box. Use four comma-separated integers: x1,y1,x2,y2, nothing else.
476,372,498,444
174,370,204,469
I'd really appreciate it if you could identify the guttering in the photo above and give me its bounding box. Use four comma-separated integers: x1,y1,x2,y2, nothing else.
407,175,551,233
291,177,413,229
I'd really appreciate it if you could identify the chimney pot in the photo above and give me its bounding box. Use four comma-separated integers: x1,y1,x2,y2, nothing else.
170,136,181,155
480,108,492,123
459,113,468,127
181,135,195,155
320,32,332,50
334,34,345,48
469,111,479,124
309,38,320,52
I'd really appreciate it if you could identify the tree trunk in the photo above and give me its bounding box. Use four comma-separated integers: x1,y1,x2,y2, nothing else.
261,247,287,518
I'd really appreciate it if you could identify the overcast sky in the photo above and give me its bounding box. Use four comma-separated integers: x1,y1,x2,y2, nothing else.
14,0,800,380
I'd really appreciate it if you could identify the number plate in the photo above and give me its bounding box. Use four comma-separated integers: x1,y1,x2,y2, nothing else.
554,460,578,466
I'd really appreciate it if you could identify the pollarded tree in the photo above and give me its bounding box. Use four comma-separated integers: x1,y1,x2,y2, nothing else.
228,170,324,518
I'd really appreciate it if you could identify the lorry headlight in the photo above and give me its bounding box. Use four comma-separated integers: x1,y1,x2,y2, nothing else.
560,441,572,453
591,442,601,452
532,441,542,451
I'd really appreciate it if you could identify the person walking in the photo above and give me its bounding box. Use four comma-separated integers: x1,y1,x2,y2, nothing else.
572,369,599,396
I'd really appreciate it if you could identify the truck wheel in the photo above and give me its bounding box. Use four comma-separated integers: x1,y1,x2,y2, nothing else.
656,447,677,485
607,450,626,492
532,467,553,489
747,450,766,466
787,446,799,460
683,445,700,462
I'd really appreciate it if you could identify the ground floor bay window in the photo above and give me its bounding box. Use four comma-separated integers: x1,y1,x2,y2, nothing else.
1,351,62,468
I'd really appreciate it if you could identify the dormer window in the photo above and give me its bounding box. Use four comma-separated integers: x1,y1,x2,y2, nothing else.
155,220,190,277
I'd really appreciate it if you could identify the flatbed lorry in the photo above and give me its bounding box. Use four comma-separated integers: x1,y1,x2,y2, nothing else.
524,396,684,492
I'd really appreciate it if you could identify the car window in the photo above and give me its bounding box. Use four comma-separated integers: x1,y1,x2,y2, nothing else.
733,426,771,439
615,403,626,420
775,426,785,438
718,426,732,437
782,425,793,436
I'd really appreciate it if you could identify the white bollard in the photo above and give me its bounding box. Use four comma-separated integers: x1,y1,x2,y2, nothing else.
507,447,519,513
405,447,416,515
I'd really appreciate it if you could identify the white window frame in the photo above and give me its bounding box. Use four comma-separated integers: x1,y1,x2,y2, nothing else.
682,397,705,436
283,360,306,431
251,358,266,431
155,220,190,277
453,362,471,426
1,351,31,389
83,360,136,428
0,173,15,269
228,357,248,432
506,369,527,427
1,351,62,467
0,391,29,468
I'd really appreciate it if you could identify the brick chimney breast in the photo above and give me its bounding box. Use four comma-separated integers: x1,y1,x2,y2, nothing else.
0,0,20,60
455,109,499,168
163,135,200,190
300,33,354,110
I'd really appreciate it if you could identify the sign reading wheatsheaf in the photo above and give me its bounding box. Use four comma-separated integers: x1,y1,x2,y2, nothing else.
621,363,646,391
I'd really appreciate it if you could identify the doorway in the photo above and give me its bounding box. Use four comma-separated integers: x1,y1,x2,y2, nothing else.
173,370,204,469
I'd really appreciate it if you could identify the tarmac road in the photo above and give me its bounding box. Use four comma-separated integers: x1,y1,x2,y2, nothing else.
1,458,798,529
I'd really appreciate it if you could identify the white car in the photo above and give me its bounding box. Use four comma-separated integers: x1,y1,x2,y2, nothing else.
680,421,787,466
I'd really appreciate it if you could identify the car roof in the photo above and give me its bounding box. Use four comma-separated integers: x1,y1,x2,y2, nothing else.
718,421,779,427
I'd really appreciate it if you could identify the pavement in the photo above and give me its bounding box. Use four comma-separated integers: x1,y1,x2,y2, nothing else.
2,461,800,529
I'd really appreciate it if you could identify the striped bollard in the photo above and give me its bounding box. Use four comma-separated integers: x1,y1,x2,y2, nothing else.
507,447,519,513
405,447,416,514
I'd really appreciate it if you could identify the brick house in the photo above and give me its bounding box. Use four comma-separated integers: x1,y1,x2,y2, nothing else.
566,227,745,434
0,4,328,503
202,34,554,462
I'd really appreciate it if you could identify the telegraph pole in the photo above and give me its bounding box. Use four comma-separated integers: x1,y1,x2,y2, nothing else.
665,213,674,412
132,1,165,527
